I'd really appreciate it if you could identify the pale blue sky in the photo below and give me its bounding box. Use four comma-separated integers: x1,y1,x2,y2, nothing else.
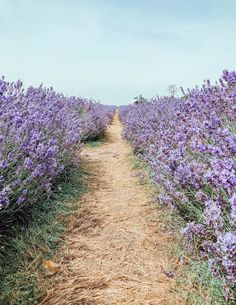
0,0,235,105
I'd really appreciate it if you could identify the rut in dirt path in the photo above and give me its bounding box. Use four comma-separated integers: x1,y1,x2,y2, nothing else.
41,113,185,305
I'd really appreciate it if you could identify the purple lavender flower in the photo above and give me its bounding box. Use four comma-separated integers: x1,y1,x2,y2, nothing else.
230,194,236,226
182,222,207,241
0,76,115,223
119,69,236,296
204,200,223,232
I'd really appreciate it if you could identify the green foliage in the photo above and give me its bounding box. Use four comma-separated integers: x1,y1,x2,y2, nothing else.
183,261,231,305
0,166,88,305
133,94,147,104
85,133,108,147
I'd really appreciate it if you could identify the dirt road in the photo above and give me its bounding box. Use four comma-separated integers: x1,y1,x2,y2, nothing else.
41,113,184,305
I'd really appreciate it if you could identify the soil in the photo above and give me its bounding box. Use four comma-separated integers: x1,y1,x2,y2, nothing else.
40,113,185,305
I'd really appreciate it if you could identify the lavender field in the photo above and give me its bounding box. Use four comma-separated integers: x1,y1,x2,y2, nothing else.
0,77,115,230
119,70,236,301
1,71,236,304
1,1,236,304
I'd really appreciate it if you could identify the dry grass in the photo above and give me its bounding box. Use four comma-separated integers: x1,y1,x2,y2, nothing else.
40,114,187,305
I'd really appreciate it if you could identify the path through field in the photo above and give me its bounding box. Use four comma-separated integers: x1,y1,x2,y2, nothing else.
41,113,184,305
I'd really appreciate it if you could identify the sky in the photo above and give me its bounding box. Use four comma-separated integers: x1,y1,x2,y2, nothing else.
0,0,235,105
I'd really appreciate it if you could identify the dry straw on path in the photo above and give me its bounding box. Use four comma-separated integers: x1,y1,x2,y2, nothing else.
40,113,186,305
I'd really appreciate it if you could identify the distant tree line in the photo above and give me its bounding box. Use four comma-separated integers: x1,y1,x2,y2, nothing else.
133,85,180,105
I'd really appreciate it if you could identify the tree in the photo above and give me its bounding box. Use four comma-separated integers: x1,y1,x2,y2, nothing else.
133,94,146,104
167,84,178,97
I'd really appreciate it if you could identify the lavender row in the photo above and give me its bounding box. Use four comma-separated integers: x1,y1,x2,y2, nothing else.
0,77,115,226
120,70,236,300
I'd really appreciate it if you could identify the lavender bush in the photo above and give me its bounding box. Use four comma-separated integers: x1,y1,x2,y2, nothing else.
120,70,236,300
0,77,115,229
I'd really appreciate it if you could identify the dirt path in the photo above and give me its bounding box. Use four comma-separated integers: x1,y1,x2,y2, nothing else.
41,113,185,305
